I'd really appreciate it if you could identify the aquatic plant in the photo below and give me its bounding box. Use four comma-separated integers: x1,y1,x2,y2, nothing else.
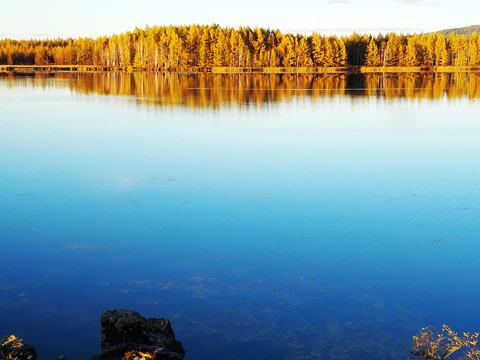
0,335,36,360
464,348,480,360
411,324,479,360
122,350,156,360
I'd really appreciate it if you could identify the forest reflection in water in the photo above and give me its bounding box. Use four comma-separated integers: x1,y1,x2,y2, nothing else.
2,71,480,107
2,69,480,360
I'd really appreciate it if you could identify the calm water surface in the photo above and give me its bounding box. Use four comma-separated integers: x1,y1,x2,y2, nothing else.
1,73,479,360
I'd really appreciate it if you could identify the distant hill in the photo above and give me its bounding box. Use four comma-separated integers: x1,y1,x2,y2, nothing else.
435,25,480,36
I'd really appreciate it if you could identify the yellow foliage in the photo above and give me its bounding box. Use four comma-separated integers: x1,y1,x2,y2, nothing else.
2,26,480,70
1,335,21,347
122,350,156,360
412,325,479,360
465,348,480,360
0,334,35,360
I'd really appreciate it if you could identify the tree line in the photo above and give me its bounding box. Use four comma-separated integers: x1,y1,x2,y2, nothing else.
1,24,479,69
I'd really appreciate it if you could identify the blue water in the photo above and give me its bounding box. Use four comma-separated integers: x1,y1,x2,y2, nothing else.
1,74,479,360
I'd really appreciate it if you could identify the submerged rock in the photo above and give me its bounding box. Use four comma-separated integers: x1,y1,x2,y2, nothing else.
92,309,185,360
0,334,37,360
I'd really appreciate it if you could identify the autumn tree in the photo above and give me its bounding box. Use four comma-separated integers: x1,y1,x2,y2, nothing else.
1,25,479,70
423,33,436,67
344,32,369,65
311,33,325,66
295,36,312,67
449,33,468,66
468,33,479,65
185,25,201,67
198,26,214,69
323,37,334,67
364,38,380,66
434,34,449,66
384,33,406,66
405,35,419,66
34,44,51,65
166,27,185,68
336,38,347,66
252,27,267,67
279,34,296,67
213,28,228,67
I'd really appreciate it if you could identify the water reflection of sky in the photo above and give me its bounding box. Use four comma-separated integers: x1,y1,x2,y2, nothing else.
1,74,480,360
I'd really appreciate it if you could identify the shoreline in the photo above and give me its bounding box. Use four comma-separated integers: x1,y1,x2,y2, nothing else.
1,65,480,75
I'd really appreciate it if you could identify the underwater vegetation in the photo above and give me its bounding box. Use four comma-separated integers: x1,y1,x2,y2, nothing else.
0,335,36,360
122,350,156,360
3,324,480,359
411,325,479,360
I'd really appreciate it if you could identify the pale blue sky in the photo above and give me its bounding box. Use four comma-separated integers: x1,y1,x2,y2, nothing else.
0,0,477,40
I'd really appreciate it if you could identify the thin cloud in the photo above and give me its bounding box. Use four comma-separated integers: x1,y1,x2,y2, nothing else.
308,25,429,35
28,33,53,39
391,0,439,5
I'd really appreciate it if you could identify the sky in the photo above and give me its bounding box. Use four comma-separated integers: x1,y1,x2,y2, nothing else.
0,0,478,40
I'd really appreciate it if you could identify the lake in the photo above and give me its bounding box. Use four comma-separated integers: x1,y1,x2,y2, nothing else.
1,72,479,360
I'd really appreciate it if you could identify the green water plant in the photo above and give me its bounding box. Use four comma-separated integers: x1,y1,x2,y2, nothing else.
411,324,479,360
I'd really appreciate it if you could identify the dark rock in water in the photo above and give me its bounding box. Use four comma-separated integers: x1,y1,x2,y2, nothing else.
0,334,37,360
92,309,185,360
